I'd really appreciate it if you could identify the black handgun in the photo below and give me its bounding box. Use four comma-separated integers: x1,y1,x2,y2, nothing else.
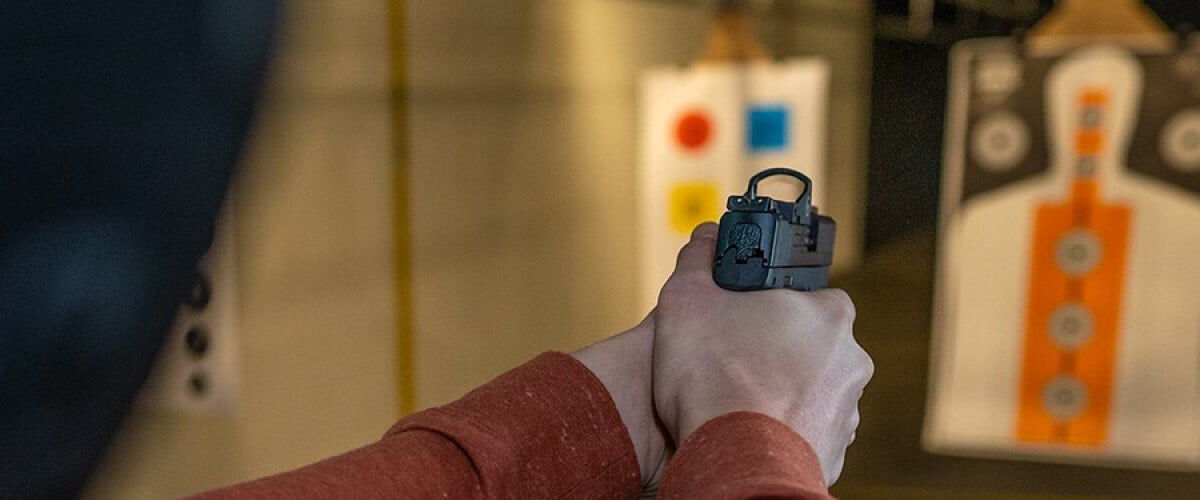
712,168,835,291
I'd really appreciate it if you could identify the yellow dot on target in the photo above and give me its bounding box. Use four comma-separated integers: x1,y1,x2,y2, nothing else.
668,182,720,234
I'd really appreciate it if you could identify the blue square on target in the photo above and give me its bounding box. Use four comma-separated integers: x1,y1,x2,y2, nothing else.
747,106,790,152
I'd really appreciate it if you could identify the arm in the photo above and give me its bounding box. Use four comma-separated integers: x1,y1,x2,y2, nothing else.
659,413,831,500
194,222,868,499
192,352,644,499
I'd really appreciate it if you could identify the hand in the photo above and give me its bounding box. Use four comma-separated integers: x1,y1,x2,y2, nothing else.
571,313,670,494
652,222,873,485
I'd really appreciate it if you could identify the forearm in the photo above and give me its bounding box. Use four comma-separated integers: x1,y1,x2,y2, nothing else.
193,353,641,499
570,313,667,489
194,430,483,499
659,412,832,500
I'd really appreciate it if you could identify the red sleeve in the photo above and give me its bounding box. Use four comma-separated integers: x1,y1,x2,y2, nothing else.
191,352,640,499
659,412,833,500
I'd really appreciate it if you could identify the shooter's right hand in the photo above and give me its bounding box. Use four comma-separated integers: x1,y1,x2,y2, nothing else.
651,222,874,485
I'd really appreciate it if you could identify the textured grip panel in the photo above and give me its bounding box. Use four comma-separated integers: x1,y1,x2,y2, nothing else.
729,223,762,261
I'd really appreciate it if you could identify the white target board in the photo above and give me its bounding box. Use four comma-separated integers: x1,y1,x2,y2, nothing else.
638,60,829,310
926,38,1200,469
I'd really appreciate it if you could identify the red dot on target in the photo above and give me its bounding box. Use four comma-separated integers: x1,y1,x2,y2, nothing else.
674,110,712,152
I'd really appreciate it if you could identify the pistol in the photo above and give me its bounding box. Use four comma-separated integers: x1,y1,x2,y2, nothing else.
712,168,835,291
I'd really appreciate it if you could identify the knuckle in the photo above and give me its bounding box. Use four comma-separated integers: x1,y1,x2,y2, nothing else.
763,288,799,306
664,267,711,291
824,289,857,325
691,222,719,240
855,345,875,380
659,274,718,313
680,268,715,289
673,241,699,264
674,237,712,264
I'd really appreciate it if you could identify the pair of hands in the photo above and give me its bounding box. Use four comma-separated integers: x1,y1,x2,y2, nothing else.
572,223,874,491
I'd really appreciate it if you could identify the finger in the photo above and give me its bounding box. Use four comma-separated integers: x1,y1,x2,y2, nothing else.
691,221,719,241
671,222,718,277
824,451,846,486
634,307,657,331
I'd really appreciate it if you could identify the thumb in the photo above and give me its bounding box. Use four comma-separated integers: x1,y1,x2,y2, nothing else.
672,222,719,277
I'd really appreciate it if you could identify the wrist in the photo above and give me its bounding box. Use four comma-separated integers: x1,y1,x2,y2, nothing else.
668,366,787,446
571,315,666,488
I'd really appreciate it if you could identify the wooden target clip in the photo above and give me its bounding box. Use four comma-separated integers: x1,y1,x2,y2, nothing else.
694,0,771,65
1026,0,1172,54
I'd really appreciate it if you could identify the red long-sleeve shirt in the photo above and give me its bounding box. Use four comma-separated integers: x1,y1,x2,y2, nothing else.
194,352,831,499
